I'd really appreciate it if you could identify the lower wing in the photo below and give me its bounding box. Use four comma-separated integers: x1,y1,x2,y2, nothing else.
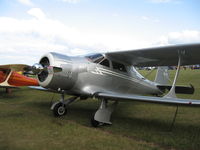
94,92,200,106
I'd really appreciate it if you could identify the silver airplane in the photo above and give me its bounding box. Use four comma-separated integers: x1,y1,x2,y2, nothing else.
19,43,200,127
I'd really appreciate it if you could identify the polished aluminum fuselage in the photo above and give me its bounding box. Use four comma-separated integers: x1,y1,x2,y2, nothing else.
37,52,161,97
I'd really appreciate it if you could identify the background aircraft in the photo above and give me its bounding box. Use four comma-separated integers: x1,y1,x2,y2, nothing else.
10,43,200,127
0,64,39,92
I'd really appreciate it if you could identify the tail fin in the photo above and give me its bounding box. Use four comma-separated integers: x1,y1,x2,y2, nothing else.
154,67,170,85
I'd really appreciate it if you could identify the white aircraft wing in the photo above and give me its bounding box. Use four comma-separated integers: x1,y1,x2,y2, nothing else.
105,43,200,67
95,92,200,106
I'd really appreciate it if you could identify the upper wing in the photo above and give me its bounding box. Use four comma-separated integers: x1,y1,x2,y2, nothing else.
105,43,200,67
95,92,200,106
0,64,29,71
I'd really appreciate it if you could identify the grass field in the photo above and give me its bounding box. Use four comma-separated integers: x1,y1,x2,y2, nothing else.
0,69,200,150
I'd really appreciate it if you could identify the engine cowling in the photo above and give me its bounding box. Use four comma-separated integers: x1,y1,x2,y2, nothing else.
37,52,77,91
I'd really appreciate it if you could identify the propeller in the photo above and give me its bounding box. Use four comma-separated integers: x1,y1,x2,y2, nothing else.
32,63,44,74
23,63,62,75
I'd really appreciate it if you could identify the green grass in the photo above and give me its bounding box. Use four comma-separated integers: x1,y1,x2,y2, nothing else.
0,69,200,150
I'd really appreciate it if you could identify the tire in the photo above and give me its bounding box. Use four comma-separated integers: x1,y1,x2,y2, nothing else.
53,102,67,117
91,117,100,127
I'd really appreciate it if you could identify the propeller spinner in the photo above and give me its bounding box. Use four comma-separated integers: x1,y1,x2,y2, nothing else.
32,63,44,75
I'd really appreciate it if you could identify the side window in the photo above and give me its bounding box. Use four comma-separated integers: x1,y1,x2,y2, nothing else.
112,61,127,72
100,59,110,67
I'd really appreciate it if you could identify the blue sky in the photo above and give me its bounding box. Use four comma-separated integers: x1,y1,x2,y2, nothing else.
0,0,200,64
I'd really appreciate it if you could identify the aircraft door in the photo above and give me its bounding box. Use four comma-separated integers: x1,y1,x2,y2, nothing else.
110,61,132,94
95,59,113,91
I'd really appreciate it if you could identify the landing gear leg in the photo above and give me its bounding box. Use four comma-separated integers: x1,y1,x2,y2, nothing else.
51,93,78,117
91,99,118,127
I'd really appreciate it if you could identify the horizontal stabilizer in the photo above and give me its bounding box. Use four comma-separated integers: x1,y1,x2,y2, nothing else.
157,84,194,94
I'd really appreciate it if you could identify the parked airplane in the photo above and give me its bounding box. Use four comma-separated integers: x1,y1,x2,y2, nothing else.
12,43,200,127
0,64,39,89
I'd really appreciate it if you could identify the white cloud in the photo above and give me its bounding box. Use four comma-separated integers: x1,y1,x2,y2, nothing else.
156,30,200,46
0,7,155,65
141,16,160,23
141,16,149,21
27,8,46,20
112,13,120,17
17,0,34,6
0,7,199,65
0,8,107,64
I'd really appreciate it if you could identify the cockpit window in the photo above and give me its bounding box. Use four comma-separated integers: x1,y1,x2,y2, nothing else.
85,53,104,63
85,53,110,68
100,59,110,67
112,61,127,72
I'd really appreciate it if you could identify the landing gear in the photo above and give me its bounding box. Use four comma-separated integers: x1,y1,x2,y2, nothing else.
91,113,105,127
91,117,100,127
51,93,118,127
91,99,118,127
53,102,67,117
51,92,78,117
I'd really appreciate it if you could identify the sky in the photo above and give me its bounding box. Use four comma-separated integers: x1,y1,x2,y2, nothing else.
0,0,200,64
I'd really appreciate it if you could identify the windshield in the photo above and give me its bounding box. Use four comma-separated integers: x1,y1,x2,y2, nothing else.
85,53,104,63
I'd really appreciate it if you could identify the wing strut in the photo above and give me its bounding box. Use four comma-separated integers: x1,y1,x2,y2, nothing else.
164,52,182,98
169,105,179,131
164,52,183,130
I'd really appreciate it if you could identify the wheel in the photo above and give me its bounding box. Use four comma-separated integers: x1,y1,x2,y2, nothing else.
91,117,100,127
53,102,67,117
